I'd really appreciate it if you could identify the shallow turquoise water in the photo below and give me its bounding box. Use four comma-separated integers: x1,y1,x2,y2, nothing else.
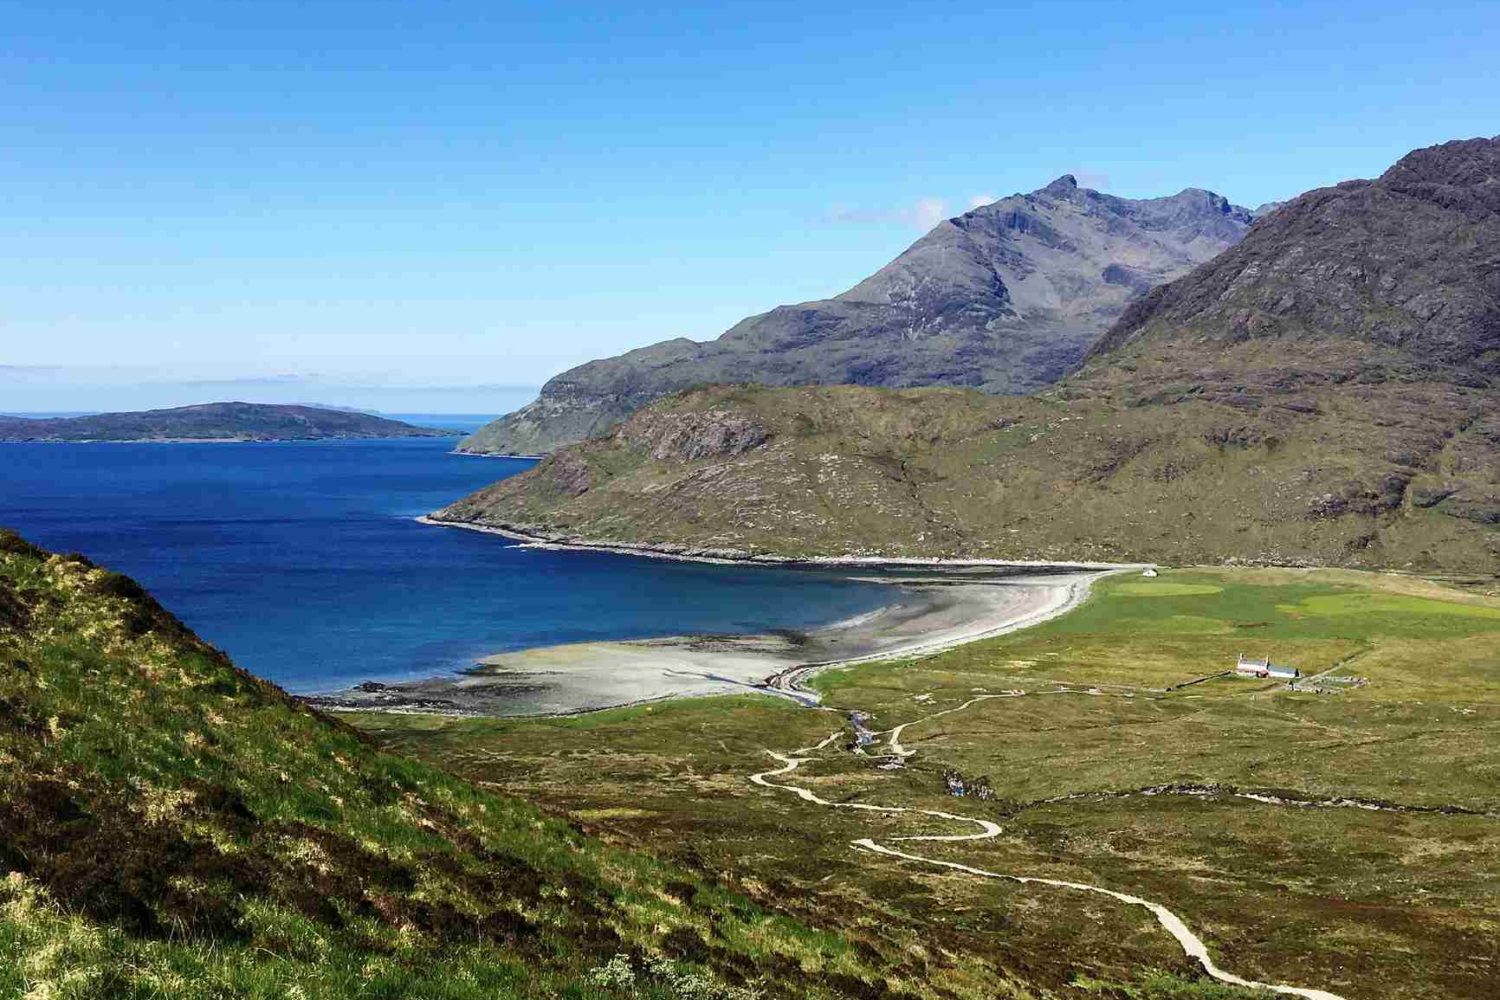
0,436,891,693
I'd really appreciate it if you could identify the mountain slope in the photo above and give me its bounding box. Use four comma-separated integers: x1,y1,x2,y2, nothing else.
1087,135,1500,384
462,177,1254,455
0,530,926,998
433,136,1500,573
432,381,1499,571
0,402,453,442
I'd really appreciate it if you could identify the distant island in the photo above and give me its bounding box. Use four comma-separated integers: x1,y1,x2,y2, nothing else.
0,402,457,442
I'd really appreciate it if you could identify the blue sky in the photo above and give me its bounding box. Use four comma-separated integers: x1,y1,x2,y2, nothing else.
4,1,1497,413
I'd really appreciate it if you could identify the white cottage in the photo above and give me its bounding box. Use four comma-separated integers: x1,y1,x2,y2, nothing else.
1236,654,1299,679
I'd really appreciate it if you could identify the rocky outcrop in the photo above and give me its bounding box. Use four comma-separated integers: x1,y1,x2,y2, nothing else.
461,176,1256,455
536,451,593,497
618,409,771,462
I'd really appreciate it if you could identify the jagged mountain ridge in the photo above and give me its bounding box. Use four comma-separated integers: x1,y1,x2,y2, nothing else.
435,136,1500,572
462,176,1254,455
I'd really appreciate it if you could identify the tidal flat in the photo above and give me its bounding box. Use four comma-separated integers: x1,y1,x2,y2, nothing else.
312,569,1104,716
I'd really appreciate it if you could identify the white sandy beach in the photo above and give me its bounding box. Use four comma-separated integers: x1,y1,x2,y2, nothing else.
312,569,1110,717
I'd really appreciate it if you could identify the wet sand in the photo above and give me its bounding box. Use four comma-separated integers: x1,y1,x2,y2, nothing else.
309,570,1108,717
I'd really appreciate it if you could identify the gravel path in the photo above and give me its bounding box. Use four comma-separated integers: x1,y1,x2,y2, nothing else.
748,574,1354,1000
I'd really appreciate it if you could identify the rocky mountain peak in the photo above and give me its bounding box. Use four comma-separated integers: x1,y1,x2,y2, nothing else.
459,174,1253,456
1379,135,1500,193
1041,174,1080,197
1171,187,1233,212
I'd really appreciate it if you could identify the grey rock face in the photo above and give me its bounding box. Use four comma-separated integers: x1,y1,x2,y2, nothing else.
538,451,592,497
1091,135,1500,380
618,409,771,462
462,176,1254,455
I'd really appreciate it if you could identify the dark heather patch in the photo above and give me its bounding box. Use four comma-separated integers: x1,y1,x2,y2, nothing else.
746,949,931,1000
662,879,699,903
91,571,169,637
0,531,47,560
0,757,571,946
0,579,29,630
661,925,711,962
0,691,47,738
0,773,257,937
191,782,257,829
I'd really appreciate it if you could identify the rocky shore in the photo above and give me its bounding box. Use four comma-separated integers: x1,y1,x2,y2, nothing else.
416,515,1139,571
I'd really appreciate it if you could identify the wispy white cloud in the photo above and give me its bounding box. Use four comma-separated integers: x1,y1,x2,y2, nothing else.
821,196,951,231
910,197,949,230
0,366,542,414
178,373,308,386
1074,169,1111,191
968,193,998,209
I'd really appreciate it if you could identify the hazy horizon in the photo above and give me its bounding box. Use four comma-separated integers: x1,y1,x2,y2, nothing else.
0,366,539,415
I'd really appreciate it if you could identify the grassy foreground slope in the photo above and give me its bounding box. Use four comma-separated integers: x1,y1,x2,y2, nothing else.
361,567,1500,1000
0,530,923,999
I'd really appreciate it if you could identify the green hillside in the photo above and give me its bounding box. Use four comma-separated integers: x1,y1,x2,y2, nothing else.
431,379,1499,572
0,530,915,999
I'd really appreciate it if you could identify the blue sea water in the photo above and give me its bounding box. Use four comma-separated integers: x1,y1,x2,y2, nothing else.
385,414,496,433
0,436,892,693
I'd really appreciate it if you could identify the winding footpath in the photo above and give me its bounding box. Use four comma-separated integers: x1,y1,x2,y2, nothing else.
748,574,1353,1000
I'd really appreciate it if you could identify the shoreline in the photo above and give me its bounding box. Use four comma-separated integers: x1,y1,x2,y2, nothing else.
310,567,1120,718
449,450,546,460
763,569,1103,702
0,433,459,445
417,515,1150,572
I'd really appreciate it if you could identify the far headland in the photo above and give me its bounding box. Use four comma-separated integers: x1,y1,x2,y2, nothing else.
0,401,457,443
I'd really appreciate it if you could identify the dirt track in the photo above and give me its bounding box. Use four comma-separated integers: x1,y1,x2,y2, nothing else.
749,578,1354,1000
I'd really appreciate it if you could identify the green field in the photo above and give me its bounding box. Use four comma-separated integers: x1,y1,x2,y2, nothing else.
362,567,1500,1000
